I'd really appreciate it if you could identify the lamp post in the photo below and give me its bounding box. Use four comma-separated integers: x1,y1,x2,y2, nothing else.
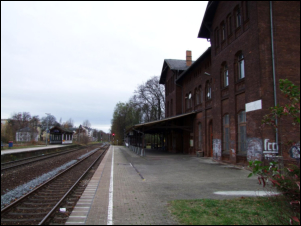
45,113,51,146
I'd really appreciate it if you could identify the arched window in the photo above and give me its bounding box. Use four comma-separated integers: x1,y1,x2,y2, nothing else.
238,111,246,153
223,114,230,152
198,123,202,149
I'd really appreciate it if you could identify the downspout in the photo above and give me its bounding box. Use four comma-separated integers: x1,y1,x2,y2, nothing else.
270,1,279,155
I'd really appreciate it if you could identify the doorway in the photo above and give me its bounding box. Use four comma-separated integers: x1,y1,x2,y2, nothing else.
209,120,213,157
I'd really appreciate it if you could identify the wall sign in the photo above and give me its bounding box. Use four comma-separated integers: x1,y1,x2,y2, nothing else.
246,100,262,112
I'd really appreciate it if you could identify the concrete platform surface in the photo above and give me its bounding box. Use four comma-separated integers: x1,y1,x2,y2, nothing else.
66,145,272,225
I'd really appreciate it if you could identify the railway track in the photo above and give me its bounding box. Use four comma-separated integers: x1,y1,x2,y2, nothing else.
1,144,109,225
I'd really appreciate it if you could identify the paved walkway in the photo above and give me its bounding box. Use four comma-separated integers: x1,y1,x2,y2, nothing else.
66,145,273,225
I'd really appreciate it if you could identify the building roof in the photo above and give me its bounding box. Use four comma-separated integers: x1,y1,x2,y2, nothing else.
198,1,219,39
17,127,35,132
126,111,196,134
176,47,211,82
159,59,195,84
50,126,74,134
165,59,192,71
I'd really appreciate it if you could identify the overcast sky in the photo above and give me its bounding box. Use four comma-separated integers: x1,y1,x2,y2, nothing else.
1,1,210,133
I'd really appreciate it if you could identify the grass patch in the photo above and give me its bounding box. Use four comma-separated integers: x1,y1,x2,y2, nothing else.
168,196,295,225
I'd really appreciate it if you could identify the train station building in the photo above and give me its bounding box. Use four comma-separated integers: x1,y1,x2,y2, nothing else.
126,1,300,165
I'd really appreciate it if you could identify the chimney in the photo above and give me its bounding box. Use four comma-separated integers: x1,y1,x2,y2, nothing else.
186,50,192,67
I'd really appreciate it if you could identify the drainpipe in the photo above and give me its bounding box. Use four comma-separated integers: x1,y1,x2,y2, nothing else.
270,1,279,155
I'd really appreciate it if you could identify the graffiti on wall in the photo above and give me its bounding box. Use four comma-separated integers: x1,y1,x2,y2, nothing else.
231,149,235,158
247,138,263,161
213,139,222,160
263,139,278,159
289,142,300,159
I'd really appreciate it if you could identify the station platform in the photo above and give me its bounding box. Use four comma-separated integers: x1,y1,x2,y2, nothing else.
65,145,273,225
1,145,68,156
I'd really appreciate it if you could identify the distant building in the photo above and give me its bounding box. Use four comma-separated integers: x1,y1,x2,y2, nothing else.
16,127,39,142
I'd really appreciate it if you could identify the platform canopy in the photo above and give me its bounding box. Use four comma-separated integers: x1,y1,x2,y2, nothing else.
128,111,196,135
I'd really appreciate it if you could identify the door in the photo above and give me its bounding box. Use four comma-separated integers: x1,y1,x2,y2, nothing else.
209,121,213,157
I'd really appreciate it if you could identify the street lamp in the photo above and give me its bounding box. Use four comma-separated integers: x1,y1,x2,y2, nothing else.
45,113,51,146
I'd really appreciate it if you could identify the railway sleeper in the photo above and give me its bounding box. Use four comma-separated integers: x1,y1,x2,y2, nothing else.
7,212,49,216
16,206,50,210
1,218,42,223
22,202,59,205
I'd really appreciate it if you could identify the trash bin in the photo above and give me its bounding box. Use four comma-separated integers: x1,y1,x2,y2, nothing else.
8,141,13,148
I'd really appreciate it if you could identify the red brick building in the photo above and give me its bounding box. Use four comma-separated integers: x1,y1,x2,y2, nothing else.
129,1,300,165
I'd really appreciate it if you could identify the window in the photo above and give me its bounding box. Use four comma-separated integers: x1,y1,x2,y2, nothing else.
170,99,173,116
236,6,241,28
223,114,230,152
188,92,192,108
215,27,219,47
223,63,229,87
199,86,203,103
243,1,249,21
198,123,202,149
238,52,245,79
195,88,200,105
227,14,232,36
221,22,226,41
206,81,212,100
167,102,169,117
238,111,246,153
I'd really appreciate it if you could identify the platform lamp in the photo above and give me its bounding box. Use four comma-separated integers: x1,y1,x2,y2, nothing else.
45,113,51,146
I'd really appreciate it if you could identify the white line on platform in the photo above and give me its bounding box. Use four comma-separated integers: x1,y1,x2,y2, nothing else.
214,191,280,196
107,146,114,225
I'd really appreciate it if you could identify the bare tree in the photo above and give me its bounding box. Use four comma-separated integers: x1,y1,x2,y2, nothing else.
134,76,165,122
62,118,74,128
41,115,58,128
83,119,91,128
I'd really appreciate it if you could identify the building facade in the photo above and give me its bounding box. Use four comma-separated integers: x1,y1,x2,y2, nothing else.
128,1,300,166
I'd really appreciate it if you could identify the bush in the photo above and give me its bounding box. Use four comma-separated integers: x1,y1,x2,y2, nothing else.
248,160,300,224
